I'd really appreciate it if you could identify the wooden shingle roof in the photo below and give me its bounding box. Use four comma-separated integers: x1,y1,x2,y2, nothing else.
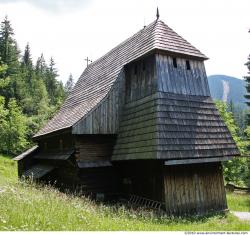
112,92,240,160
34,19,207,138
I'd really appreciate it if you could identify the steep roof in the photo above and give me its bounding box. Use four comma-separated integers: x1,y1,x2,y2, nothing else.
34,19,207,138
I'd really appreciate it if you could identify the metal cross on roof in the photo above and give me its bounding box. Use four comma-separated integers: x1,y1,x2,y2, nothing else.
84,57,92,67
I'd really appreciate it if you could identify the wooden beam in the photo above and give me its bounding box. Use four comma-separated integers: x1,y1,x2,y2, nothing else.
164,156,233,165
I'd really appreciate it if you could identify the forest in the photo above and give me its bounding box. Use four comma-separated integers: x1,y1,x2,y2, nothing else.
0,16,249,187
0,16,73,155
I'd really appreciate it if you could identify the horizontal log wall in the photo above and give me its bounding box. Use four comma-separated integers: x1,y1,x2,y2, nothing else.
72,69,126,134
156,53,210,96
75,135,116,162
164,162,227,215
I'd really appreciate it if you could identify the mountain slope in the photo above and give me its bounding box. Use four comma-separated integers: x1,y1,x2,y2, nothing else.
208,75,247,108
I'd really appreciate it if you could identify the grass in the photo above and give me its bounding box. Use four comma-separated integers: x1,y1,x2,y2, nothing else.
0,155,250,231
227,193,250,212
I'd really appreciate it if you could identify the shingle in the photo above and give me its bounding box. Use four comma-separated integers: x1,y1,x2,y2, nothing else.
22,164,55,179
34,20,207,138
112,93,240,160
33,149,74,160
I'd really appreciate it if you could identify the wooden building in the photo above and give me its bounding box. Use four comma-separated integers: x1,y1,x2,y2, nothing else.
15,14,240,215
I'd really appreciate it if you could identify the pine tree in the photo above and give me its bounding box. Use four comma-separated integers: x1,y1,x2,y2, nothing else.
245,56,250,103
35,53,46,76
22,43,32,69
45,57,66,106
49,57,58,76
64,73,74,96
228,99,235,114
0,16,67,155
0,16,20,76
245,28,250,124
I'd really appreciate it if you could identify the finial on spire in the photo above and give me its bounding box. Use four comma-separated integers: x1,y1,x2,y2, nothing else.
156,7,160,20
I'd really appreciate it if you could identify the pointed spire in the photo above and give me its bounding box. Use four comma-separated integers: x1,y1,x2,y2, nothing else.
156,7,160,20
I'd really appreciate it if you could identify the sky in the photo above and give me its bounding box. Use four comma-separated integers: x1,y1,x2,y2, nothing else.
0,0,249,83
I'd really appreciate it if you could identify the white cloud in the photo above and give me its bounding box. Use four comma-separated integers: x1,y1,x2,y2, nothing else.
0,0,249,83
0,0,90,12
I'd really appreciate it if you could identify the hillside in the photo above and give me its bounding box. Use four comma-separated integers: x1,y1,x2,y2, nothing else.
0,156,250,231
208,75,247,108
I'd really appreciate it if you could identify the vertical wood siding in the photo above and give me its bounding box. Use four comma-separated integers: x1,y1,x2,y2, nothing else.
163,162,227,215
72,69,126,134
125,55,156,103
156,54,210,96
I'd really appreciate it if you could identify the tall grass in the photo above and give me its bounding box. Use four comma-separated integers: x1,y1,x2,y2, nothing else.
0,155,249,231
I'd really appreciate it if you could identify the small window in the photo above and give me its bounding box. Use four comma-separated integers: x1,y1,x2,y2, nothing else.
173,57,177,68
186,60,191,70
134,65,137,75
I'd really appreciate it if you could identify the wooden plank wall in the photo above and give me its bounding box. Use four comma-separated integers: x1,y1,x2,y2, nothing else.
38,133,74,153
125,55,156,103
75,135,116,162
72,53,210,135
163,162,227,215
156,54,210,96
74,135,118,196
72,69,126,135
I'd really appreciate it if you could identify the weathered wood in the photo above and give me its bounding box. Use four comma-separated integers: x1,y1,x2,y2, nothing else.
113,89,239,161
75,135,116,163
155,54,210,97
164,156,233,165
164,162,227,215
14,146,39,177
38,133,74,152
72,69,125,135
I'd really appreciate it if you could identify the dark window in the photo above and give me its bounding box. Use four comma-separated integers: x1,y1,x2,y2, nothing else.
186,60,191,70
173,57,177,68
134,65,137,75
